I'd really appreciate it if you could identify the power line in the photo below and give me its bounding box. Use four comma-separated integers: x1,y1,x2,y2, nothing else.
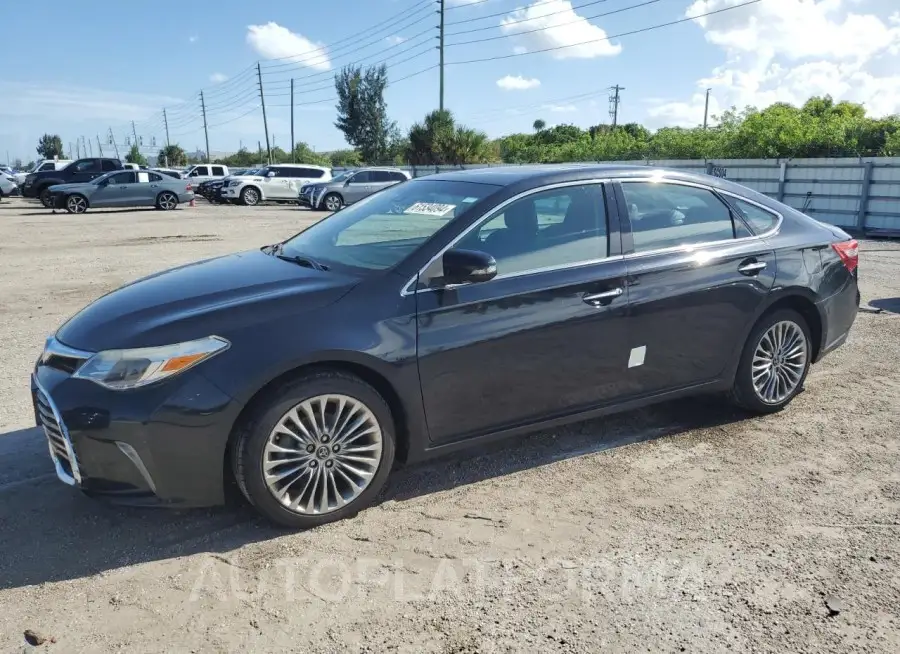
447,0,661,46
446,0,614,32
446,0,761,65
445,0,492,10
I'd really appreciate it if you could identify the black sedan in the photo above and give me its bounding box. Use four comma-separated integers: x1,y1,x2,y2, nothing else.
32,165,860,528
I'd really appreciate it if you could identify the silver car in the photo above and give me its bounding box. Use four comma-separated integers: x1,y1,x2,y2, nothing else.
299,167,411,211
47,170,195,214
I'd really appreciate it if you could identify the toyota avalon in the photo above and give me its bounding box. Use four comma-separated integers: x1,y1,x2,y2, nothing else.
31,165,860,528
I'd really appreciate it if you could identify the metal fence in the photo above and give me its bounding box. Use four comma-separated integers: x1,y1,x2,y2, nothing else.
402,158,900,237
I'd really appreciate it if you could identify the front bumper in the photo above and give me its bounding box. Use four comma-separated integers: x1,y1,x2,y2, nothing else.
32,359,242,507
21,183,38,198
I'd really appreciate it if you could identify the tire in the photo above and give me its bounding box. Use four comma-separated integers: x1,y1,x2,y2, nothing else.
323,193,343,212
241,186,260,206
156,191,178,211
231,370,396,529
730,308,812,414
65,194,88,214
39,187,53,208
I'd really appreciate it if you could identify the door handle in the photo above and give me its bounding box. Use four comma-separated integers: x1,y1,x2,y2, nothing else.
737,260,767,275
583,288,624,304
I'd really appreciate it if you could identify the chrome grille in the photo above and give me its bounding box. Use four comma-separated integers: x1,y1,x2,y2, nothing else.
34,382,81,486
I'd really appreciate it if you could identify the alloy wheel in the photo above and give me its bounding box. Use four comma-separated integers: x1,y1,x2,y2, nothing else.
325,194,342,212
263,394,383,515
751,320,808,404
67,195,87,214
243,188,259,206
159,193,177,210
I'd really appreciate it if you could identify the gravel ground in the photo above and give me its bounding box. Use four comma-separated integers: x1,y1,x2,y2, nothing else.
0,197,898,653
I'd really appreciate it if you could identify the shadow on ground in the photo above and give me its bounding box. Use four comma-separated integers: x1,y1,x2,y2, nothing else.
869,297,900,314
0,396,750,590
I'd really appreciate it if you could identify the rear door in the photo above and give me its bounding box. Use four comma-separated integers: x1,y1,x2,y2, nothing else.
416,181,631,443
614,179,776,396
68,159,101,184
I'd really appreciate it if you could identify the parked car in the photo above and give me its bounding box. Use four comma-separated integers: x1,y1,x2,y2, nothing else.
123,163,150,171
14,159,73,186
0,173,16,199
299,167,410,211
151,168,184,179
22,158,123,207
183,164,230,185
30,165,860,528
221,164,331,206
46,169,194,213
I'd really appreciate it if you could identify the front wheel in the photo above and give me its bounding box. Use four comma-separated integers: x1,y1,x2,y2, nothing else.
730,309,811,413
323,193,343,212
241,187,260,206
156,192,178,211
65,194,88,214
231,370,396,529
39,188,53,208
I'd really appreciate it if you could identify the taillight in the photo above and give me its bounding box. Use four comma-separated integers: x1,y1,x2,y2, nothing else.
186,183,193,191
831,239,858,273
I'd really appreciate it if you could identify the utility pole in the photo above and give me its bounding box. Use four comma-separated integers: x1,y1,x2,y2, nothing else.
703,88,711,130
200,92,211,163
96,135,104,157
86,136,92,157
69,142,73,159
257,62,272,164
76,139,81,158
439,0,445,111
258,140,263,166
108,128,120,159
163,108,171,147
608,85,624,128
290,78,295,163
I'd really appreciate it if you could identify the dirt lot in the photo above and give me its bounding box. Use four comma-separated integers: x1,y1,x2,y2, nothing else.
0,196,898,653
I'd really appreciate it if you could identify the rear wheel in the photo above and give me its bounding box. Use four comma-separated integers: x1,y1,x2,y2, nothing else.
241,187,260,206
65,194,88,214
730,308,811,413
156,192,178,211
39,187,53,208
231,370,396,528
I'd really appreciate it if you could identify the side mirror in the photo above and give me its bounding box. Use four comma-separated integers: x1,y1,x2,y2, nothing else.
344,177,353,186
440,249,497,286
267,171,276,178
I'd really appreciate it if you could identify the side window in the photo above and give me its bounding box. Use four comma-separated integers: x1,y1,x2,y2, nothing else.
351,171,371,183
72,160,95,173
621,182,741,253
211,166,225,176
470,184,609,276
101,160,119,172
390,172,408,182
267,167,281,177
730,197,779,235
190,166,208,176
370,171,392,183
108,171,136,184
39,163,56,171
304,168,326,179
148,172,163,182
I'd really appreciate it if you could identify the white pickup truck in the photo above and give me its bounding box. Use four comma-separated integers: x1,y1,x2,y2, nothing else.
14,159,72,186
183,164,230,185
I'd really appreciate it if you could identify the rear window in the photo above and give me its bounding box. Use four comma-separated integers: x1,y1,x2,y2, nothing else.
101,160,119,172
730,197,779,234
211,166,225,176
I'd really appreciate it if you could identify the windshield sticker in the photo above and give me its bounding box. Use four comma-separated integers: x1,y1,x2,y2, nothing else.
404,202,456,217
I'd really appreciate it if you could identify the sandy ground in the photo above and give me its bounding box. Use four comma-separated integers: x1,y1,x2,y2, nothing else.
0,196,898,653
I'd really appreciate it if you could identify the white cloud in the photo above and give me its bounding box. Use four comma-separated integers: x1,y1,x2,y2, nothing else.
209,73,228,83
496,74,541,90
647,0,900,126
246,23,331,71
385,35,406,45
513,45,528,55
0,82,181,123
500,0,622,59
188,35,198,44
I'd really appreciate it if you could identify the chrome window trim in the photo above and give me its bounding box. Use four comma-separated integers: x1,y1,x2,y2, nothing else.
40,335,94,364
618,178,784,259
400,178,614,296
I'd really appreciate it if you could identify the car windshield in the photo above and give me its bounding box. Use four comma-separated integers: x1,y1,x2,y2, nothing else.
278,179,499,272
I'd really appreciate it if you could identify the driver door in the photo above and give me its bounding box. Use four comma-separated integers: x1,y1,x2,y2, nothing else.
91,171,135,207
344,171,373,204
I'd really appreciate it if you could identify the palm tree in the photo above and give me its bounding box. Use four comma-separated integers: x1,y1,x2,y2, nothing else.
533,119,546,132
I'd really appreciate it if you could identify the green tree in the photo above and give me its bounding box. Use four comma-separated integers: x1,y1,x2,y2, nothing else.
156,144,187,168
328,149,363,167
334,63,396,163
125,144,148,166
36,134,65,160
407,109,455,164
884,128,900,156
533,119,546,132
290,142,330,166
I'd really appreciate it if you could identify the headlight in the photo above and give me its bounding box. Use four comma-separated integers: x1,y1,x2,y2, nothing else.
73,336,229,390
25,174,36,184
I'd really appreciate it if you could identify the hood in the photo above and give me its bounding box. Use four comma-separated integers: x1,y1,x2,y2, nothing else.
56,248,358,351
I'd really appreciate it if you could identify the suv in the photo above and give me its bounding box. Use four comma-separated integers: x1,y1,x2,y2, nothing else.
14,159,73,186
22,158,123,207
299,167,410,212
183,164,229,185
221,164,331,206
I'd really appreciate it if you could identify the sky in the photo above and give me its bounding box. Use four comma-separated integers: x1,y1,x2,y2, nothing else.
2,0,899,164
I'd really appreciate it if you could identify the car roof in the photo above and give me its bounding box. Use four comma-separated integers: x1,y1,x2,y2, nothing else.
271,163,330,169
